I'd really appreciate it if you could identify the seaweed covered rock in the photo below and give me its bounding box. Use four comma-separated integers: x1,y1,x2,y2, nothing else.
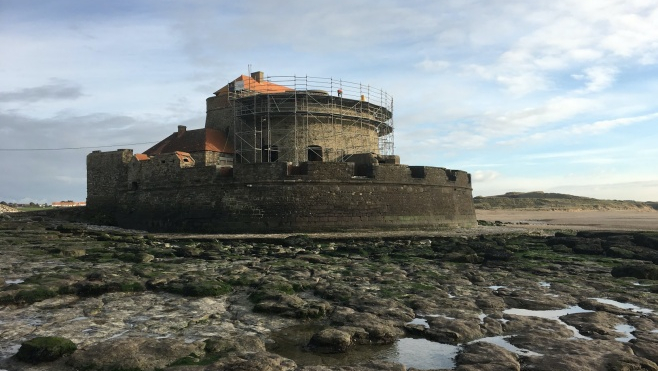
67,337,203,370
308,328,353,353
611,264,658,280
16,336,77,363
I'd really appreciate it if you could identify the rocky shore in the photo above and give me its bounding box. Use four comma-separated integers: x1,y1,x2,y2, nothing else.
1,212,657,371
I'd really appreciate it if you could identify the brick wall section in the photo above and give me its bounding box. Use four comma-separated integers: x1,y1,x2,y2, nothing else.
87,151,477,233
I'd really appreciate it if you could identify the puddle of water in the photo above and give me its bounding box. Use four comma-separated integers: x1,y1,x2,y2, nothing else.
268,325,458,370
651,329,658,333
470,336,542,357
25,318,44,327
504,306,593,340
5,279,24,285
504,306,592,319
386,338,460,369
488,285,506,290
426,314,456,320
0,344,21,360
129,315,151,322
593,298,653,314
407,318,430,329
105,330,130,340
614,324,636,342
69,316,88,322
447,293,456,298
478,313,487,324
539,281,551,288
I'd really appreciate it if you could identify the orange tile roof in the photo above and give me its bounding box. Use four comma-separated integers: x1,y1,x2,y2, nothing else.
133,153,150,161
214,75,293,95
144,128,234,156
174,151,194,162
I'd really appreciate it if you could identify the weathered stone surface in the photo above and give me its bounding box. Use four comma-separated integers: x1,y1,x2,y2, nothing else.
560,311,625,340
308,328,353,353
604,354,658,371
611,264,658,280
2,215,658,371
503,314,575,339
204,335,266,354
298,360,406,371
200,351,297,371
456,341,520,371
425,316,483,344
330,307,404,344
578,298,638,315
67,338,204,371
510,338,635,371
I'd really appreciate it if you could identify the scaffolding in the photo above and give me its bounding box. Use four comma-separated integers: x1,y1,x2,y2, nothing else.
228,75,394,164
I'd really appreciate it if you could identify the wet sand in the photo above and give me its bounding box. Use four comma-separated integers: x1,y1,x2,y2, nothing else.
476,209,658,232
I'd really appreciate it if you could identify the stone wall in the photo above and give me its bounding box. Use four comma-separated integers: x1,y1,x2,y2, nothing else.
87,151,477,233
86,149,133,212
264,119,380,163
204,101,233,133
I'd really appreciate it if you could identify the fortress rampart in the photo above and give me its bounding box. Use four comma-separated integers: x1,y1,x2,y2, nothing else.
87,72,477,233
87,149,477,233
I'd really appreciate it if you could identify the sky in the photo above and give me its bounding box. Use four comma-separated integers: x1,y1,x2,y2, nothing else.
1,0,657,203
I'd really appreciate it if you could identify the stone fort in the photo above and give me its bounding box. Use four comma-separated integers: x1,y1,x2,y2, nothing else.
87,72,477,233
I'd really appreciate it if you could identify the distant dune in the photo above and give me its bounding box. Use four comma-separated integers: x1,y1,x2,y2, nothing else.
474,191,656,211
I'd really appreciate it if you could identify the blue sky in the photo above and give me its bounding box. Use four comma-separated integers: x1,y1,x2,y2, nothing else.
1,0,657,203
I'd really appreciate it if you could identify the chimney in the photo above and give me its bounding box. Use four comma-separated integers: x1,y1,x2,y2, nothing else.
177,125,186,137
251,71,264,83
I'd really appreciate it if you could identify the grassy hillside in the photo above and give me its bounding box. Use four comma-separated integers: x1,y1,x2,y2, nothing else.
474,191,655,211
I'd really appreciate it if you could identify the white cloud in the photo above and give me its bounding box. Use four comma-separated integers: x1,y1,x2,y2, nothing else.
472,170,500,182
501,111,658,146
460,0,658,96
569,112,658,135
415,59,451,72
482,96,598,138
572,66,619,93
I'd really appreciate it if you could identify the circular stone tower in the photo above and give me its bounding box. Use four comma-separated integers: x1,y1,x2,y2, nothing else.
205,72,393,164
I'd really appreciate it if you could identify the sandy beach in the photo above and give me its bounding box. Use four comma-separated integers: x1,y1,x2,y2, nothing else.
476,209,658,232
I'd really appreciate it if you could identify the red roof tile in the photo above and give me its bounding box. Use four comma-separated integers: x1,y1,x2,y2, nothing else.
214,75,293,95
144,128,234,156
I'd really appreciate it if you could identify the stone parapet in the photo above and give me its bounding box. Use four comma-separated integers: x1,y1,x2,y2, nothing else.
87,150,477,233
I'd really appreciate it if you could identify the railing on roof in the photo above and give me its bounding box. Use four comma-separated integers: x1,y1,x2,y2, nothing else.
229,75,395,163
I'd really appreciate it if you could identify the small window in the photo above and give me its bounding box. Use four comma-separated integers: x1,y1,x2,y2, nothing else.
307,145,322,162
263,145,279,162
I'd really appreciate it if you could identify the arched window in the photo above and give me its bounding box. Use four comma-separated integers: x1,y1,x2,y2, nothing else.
307,145,323,162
